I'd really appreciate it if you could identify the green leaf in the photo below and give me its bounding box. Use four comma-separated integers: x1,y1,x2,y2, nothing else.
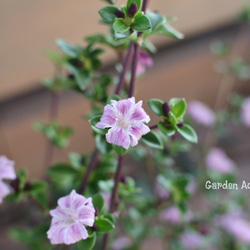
168,111,177,127
127,0,142,11
77,233,96,250
132,15,151,32
155,23,184,39
142,39,157,53
177,124,198,143
157,121,176,136
141,131,163,149
107,94,121,104
99,6,119,23
47,163,78,176
113,19,130,33
95,134,112,155
113,145,128,155
114,30,132,40
92,193,105,213
170,98,186,119
95,217,115,233
56,39,81,57
148,99,164,116
145,11,165,33
89,116,107,135
30,191,48,209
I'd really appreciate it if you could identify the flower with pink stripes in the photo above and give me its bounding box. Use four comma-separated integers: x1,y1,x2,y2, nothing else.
96,97,150,149
0,156,16,203
47,190,95,245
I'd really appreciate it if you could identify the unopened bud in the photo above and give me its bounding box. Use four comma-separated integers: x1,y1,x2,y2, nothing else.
67,73,75,80
94,207,99,217
128,3,138,17
91,223,98,232
76,60,83,68
163,102,171,116
177,122,184,128
115,9,125,18
120,176,127,184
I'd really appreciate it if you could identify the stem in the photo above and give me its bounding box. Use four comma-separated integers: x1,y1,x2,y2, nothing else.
141,0,150,12
78,149,99,194
149,124,158,130
109,155,125,213
115,42,134,95
102,155,125,250
128,42,140,98
43,91,60,169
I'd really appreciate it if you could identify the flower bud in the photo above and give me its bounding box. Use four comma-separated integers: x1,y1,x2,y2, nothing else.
94,207,99,217
67,73,75,80
177,122,184,128
163,102,171,116
115,9,125,18
120,176,127,184
76,60,83,68
128,3,138,17
91,223,98,232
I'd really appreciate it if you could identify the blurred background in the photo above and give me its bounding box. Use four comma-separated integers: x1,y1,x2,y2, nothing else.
0,0,250,178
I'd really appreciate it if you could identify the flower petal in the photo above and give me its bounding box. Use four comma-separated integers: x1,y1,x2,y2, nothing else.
0,181,11,203
106,127,130,149
96,105,117,129
78,206,95,226
129,123,150,146
131,101,150,123
64,222,88,245
0,156,16,180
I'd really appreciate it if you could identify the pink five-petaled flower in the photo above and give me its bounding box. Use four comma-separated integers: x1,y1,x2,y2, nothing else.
205,147,235,174
47,190,95,245
0,156,16,204
95,97,150,149
136,50,153,76
241,97,250,127
187,101,215,127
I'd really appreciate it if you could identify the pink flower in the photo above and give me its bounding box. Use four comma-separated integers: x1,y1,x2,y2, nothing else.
180,231,204,249
96,97,150,149
47,190,95,245
153,182,170,200
136,50,153,76
205,148,235,174
0,156,16,203
218,211,250,244
112,236,132,250
187,101,215,126
160,206,192,224
241,97,250,127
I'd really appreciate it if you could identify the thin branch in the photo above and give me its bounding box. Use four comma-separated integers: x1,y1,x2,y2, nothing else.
78,149,99,194
102,155,125,250
115,42,134,95
128,42,140,98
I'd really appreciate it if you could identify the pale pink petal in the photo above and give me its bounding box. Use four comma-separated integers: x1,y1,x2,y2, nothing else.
129,124,150,146
241,97,250,127
0,181,12,203
180,231,204,249
95,105,117,129
136,50,153,76
78,206,95,226
188,101,215,127
64,222,88,245
131,101,150,123
106,127,130,149
0,156,16,180
114,97,134,116
205,148,235,174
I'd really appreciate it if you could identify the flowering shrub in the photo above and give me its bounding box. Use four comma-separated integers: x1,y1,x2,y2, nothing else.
1,1,250,250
